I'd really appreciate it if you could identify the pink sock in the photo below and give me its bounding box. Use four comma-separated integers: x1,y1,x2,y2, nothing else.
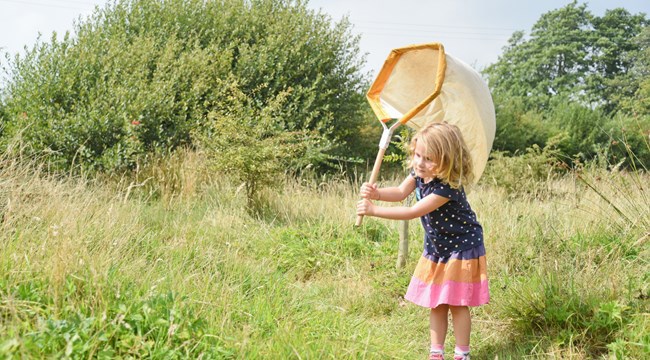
455,345,470,353
430,344,444,352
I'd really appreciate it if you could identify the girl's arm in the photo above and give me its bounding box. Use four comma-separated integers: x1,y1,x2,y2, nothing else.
360,175,416,202
357,192,449,221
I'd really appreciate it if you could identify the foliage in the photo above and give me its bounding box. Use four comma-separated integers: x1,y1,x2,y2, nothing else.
482,145,564,199
381,127,413,168
503,269,643,358
488,88,650,169
194,80,324,212
481,2,650,167
587,8,649,113
1,281,222,358
482,148,649,359
1,1,649,357
599,113,650,170
0,0,369,173
545,101,611,161
484,1,648,113
617,25,650,116
484,2,592,108
490,94,551,154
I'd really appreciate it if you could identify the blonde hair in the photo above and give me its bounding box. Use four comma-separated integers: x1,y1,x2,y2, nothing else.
408,122,474,188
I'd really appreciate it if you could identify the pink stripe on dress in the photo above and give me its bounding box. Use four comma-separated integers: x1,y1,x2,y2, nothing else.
405,277,490,308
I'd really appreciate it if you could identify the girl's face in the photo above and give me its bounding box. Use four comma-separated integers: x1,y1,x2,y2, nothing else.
412,140,438,180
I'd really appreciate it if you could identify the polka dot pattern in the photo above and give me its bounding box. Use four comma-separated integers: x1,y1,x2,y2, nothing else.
412,171,484,257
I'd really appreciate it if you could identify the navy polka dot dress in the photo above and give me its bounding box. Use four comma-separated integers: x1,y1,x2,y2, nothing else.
405,172,490,308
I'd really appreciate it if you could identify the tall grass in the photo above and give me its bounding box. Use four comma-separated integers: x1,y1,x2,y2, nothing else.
0,149,648,359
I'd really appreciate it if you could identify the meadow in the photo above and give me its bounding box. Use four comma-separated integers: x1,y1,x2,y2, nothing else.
0,149,648,359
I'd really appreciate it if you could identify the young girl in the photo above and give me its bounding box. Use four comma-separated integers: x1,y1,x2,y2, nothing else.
357,122,489,360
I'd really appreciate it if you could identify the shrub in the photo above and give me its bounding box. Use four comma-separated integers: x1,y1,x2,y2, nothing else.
505,271,636,358
601,113,650,170
0,278,226,358
482,145,565,199
0,0,369,173
546,101,611,162
194,81,323,212
491,94,551,154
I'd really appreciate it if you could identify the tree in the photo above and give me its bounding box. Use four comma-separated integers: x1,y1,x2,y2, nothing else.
484,1,648,113
484,1,593,109
482,1,650,167
588,8,648,113
0,0,369,172
615,25,650,116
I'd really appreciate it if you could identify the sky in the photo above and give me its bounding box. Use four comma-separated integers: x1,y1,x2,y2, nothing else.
1,0,649,76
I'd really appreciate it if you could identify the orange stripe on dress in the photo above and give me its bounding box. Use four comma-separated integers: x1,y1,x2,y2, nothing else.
411,255,488,285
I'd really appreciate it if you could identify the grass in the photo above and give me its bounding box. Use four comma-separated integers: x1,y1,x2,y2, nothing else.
0,151,648,359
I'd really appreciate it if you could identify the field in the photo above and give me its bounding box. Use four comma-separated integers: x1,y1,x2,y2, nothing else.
0,151,648,359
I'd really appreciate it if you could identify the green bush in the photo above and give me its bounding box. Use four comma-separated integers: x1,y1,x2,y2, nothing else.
194,81,323,212
503,266,646,359
489,94,650,170
491,94,551,154
546,101,611,162
483,145,565,198
601,114,650,170
0,0,369,173
0,278,225,358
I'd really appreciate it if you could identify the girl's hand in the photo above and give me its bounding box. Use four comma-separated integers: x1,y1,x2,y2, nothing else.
356,199,375,216
359,182,379,200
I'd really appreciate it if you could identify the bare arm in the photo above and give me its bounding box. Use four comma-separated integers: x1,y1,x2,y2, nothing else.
360,175,416,202
357,191,449,221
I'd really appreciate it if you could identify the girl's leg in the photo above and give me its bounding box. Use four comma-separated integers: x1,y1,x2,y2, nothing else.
449,305,471,346
429,304,449,346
